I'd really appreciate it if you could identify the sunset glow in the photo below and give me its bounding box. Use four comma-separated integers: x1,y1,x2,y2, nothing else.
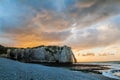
0,0,120,62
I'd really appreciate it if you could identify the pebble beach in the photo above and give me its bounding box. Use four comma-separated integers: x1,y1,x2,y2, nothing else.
0,58,116,80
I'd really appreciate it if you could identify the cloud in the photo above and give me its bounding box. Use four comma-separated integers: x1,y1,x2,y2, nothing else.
0,0,120,49
0,12,72,47
30,11,74,32
81,53,95,56
66,0,120,29
66,15,120,49
98,53,115,56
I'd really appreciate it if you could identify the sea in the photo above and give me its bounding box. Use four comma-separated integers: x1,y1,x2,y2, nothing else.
42,61,120,79
97,61,120,79
76,61,120,80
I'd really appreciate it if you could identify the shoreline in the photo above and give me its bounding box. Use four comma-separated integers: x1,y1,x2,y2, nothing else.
29,61,120,79
0,58,117,80
29,62,110,74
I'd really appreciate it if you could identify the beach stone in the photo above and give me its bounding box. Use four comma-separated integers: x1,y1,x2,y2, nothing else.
0,58,115,80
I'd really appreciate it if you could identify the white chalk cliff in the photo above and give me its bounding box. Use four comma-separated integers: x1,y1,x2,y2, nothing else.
7,46,77,63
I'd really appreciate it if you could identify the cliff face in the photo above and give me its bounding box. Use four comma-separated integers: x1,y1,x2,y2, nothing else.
0,45,7,54
7,46,76,63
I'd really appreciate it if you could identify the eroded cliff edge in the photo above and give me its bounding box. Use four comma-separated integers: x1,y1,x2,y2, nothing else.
6,45,77,63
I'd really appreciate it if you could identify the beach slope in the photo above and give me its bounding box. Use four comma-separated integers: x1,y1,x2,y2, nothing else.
0,58,116,80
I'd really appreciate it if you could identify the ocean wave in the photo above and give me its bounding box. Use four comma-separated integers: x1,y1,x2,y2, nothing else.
102,69,120,80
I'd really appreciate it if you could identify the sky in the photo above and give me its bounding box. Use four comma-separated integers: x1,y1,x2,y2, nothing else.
0,0,120,62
